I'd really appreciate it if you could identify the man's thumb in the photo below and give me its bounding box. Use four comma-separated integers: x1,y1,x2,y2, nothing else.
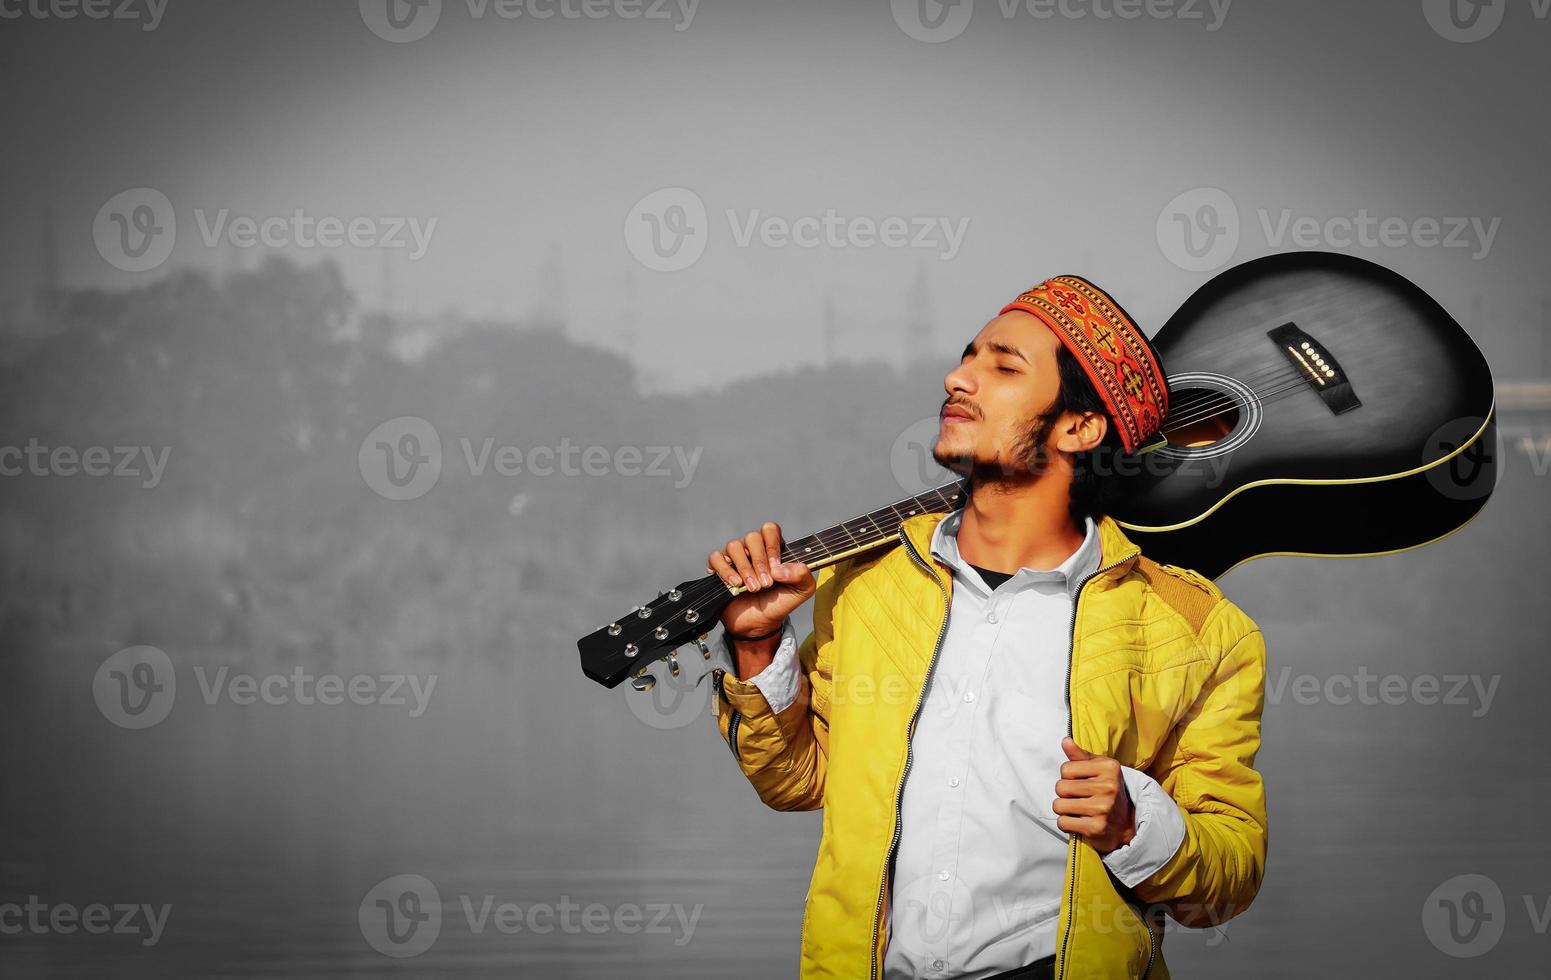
774,561,811,583
1061,736,1093,761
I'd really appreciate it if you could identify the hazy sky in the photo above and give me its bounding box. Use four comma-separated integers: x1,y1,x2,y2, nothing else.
4,0,1548,390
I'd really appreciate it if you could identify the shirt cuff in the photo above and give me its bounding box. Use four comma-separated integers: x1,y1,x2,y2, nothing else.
720,620,801,713
1101,765,1187,888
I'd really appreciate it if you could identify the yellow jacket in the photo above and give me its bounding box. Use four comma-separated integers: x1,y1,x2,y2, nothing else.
711,510,1268,979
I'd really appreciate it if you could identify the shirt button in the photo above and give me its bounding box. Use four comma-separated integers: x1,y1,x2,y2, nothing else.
987,612,998,623
933,960,946,972
938,869,950,881
948,776,960,787
963,690,975,703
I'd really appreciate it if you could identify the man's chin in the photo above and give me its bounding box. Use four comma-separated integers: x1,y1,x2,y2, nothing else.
931,446,974,478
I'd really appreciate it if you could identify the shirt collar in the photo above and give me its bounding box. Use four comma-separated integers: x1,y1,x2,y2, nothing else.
929,507,1102,601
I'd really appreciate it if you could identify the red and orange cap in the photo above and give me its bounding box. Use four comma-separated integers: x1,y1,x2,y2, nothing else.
999,276,1169,455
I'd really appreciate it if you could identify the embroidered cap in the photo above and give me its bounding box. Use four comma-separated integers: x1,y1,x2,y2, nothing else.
999,276,1170,455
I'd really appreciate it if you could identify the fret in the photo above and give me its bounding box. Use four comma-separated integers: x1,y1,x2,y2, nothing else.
780,481,968,568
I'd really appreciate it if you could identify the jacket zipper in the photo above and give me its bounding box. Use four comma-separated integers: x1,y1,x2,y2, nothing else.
713,668,743,763
1056,547,1151,980
870,528,951,980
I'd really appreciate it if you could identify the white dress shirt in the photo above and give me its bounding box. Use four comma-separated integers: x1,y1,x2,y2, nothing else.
731,508,1186,979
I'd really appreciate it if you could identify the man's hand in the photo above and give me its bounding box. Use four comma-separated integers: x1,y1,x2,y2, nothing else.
1053,736,1137,854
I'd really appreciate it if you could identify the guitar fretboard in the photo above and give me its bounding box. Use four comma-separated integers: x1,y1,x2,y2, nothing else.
778,480,968,569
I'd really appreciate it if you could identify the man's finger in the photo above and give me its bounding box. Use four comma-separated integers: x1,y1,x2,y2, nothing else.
762,521,784,576
1058,759,1111,781
1054,777,1106,799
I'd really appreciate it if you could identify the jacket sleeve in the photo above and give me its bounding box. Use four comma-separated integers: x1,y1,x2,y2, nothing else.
710,563,839,811
1130,613,1268,928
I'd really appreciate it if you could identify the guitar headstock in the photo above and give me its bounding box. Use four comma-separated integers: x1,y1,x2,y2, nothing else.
577,573,734,689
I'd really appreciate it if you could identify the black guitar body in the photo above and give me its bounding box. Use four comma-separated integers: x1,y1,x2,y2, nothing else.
1110,251,1498,578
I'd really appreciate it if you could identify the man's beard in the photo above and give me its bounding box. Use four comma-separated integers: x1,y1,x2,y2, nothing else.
933,406,1062,486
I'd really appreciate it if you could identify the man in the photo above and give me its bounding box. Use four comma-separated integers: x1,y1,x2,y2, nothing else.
705,276,1268,980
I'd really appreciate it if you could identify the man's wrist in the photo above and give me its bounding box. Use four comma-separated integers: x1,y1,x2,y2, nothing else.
722,621,787,680
727,622,784,642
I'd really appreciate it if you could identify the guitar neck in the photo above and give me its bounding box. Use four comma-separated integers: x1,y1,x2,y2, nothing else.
776,480,969,570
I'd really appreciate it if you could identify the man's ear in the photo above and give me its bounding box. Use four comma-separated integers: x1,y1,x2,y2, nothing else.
1055,411,1107,454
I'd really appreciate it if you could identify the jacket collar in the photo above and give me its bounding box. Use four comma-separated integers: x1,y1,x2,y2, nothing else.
899,507,1142,588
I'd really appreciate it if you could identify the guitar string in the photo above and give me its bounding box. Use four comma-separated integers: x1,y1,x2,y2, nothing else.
641,366,1324,652
615,369,1329,665
609,486,966,661
1153,364,1307,424
610,368,1337,666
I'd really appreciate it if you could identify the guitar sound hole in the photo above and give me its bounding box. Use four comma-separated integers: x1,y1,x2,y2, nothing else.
1164,386,1239,448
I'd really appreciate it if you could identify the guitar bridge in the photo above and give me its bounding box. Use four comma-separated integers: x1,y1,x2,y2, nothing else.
1268,322,1362,415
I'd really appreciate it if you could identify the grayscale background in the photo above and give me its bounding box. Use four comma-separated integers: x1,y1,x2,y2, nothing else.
2,0,1548,976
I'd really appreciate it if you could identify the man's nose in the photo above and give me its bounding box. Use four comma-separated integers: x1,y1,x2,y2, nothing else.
944,363,976,396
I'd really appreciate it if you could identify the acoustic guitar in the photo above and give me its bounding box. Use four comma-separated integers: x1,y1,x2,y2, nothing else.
578,251,1497,690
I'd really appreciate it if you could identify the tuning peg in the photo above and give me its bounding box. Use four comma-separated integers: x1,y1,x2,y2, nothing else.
667,652,681,677
607,623,622,636
629,672,656,692
623,643,639,658
668,589,682,601
696,635,712,659
635,605,651,619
